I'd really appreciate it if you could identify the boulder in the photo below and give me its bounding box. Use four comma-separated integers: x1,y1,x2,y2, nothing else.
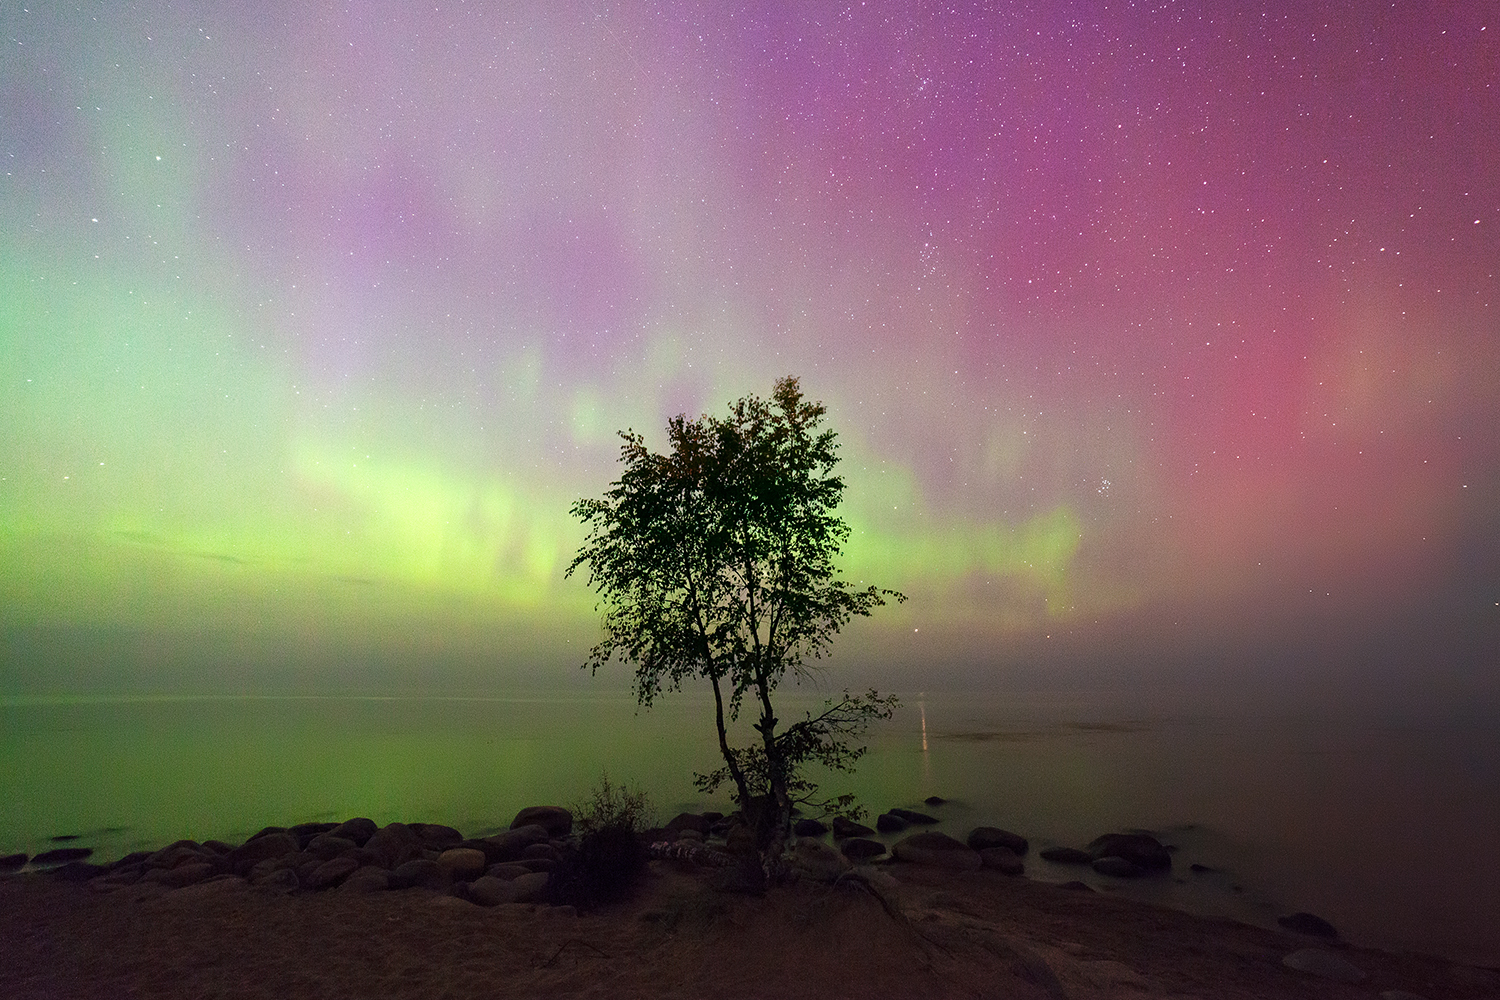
1086,833,1171,871
665,812,711,836
1281,948,1367,983
1040,847,1093,864
892,832,982,870
980,846,1024,875
485,862,533,881
305,835,358,860
1278,912,1339,939
148,844,211,870
339,866,390,893
246,825,290,842
33,847,94,866
228,832,300,873
413,824,465,849
924,796,947,806
306,856,360,890
0,853,26,872
468,871,550,906
875,813,908,833
389,858,450,891
330,817,378,846
793,818,829,837
483,824,550,862
791,838,852,882
724,824,757,856
831,816,875,839
967,827,1028,855
889,808,939,825
1092,856,1144,878
289,821,338,844
511,806,573,837
142,861,216,888
436,848,488,880
362,823,425,869
201,840,233,855
840,838,887,862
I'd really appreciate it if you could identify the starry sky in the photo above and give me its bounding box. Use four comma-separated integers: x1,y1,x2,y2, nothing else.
2,2,1497,701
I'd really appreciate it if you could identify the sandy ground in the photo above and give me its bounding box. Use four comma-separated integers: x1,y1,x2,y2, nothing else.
2,860,1496,1000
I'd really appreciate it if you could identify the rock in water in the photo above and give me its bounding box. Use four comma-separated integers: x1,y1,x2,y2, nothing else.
510,806,572,837
793,818,829,837
892,832,982,870
875,813,908,833
0,853,27,872
924,796,947,806
1282,948,1367,983
840,838,887,861
979,846,1024,875
1086,833,1171,871
33,847,93,866
889,808,939,825
1091,856,1144,878
830,816,875,839
967,827,1028,855
1278,911,1339,938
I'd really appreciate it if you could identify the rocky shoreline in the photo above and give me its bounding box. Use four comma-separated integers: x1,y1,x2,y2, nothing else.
3,802,1498,999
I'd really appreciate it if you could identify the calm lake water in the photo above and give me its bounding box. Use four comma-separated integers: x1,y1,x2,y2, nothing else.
2,690,1496,965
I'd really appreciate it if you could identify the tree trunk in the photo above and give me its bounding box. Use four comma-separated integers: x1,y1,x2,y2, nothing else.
710,673,751,812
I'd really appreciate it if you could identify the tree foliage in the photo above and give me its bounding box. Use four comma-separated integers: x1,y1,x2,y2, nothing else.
567,376,904,858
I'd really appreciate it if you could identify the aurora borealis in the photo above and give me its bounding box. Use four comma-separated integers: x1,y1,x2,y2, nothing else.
3,2,1497,700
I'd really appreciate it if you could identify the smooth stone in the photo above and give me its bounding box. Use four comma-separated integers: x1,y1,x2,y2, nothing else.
483,824,550,862
228,832,300,873
511,806,573,837
889,808,939,825
389,858,450,891
246,826,289,842
413,823,465,849
892,832,982,870
665,812,711,835
305,834,358,860
979,846,1024,875
791,837,852,882
339,865,390,893
1092,856,1145,878
967,826,1029,855
436,848,488,879
793,818,829,837
329,817,378,846
840,838,887,861
875,813,908,833
1040,847,1093,864
508,871,551,903
289,822,338,847
306,856,359,890
1282,948,1367,983
924,796,947,806
362,823,425,869
201,840,233,855
1278,911,1339,938
831,816,875,839
520,842,559,862
142,861,216,888
485,862,533,880
1086,833,1171,871
0,853,28,872
32,847,94,866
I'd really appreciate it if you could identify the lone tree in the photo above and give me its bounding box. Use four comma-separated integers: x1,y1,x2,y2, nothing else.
567,376,904,865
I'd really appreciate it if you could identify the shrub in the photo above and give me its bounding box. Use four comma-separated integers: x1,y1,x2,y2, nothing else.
549,774,654,908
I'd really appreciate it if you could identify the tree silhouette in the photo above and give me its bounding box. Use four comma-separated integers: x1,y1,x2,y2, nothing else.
567,376,904,864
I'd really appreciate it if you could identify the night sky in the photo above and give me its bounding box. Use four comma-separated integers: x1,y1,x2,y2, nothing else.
3,2,1497,702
